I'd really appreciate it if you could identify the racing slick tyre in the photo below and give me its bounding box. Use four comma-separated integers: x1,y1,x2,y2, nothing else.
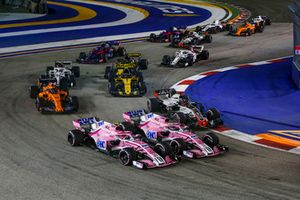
266,18,272,25
202,132,219,149
161,55,171,66
46,66,54,74
246,29,252,36
68,130,84,146
173,112,187,124
71,66,80,78
71,96,79,112
139,59,148,70
119,122,135,132
117,47,126,57
206,108,221,121
147,98,161,112
60,77,69,90
205,35,213,43
137,72,144,82
79,52,87,60
139,82,147,96
108,81,116,96
149,33,156,42
35,97,47,114
119,148,137,166
257,25,265,33
30,86,39,98
199,50,209,60
187,56,194,67
69,75,76,87
154,142,173,158
206,108,221,128
104,66,111,79
170,138,187,155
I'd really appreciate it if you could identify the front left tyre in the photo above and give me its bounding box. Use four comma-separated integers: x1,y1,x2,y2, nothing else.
68,130,84,146
119,148,136,166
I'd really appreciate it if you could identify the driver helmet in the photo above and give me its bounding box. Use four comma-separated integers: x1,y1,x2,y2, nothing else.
179,94,189,105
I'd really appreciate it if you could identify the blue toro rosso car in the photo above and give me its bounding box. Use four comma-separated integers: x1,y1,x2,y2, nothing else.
77,41,127,64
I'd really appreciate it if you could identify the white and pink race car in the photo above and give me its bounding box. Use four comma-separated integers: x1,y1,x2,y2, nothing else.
123,110,228,159
67,117,179,169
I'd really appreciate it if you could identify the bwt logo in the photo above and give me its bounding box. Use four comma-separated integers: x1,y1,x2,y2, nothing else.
112,0,194,14
146,113,154,119
97,140,106,149
147,130,157,139
78,117,96,125
127,110,144,117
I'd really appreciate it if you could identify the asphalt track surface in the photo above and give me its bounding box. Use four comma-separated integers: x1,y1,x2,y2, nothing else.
0,24,299,200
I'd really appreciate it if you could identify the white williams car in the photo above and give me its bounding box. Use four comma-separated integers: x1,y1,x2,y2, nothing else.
161,46,209,67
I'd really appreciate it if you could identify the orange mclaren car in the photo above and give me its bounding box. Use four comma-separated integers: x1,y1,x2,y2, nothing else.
29,82,79,114
229,21,263,36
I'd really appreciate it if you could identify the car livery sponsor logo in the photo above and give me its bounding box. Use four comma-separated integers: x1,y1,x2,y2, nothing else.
96,140,106,150
111,0,194,14
295,46,300,55
97,120,104,126
126,110,145,118
145,113,154,120
141,144,149,148
78,117,96,125
147,130,157,139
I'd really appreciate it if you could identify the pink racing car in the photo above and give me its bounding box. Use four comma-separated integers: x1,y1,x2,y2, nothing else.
122,110,228,158
67,117,179,169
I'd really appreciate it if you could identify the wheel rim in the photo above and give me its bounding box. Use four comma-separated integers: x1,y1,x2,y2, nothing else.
204,135,213,145
171,141,180,154
155,145,165,156
120,152,129,165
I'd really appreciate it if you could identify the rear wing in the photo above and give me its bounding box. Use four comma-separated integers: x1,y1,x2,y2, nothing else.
123,109,158,123
72,117,106,130
153,88,177,97
115,62,136,69
126,53,141,58
38,77,56,86
55,60,72,67
190,45,204,49
107,40,120,46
